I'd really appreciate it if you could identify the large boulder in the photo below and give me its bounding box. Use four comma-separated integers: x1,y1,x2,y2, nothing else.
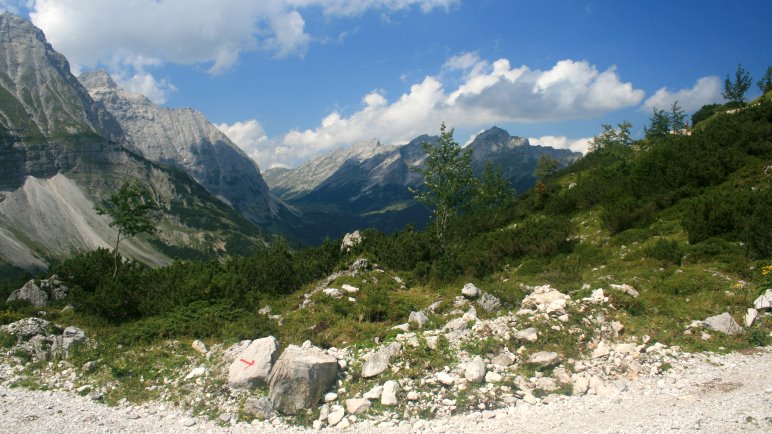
268,344,338,414
60,326,86,355
408,311,429,328
6,280,49,307
361,342,402,378
461,283,480,299
703,312,743,335
464,356,486,383
228,336,280,389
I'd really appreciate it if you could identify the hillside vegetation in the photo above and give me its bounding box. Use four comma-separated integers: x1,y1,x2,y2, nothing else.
1,98,770,422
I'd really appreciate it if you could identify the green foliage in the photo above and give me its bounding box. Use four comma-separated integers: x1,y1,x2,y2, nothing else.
723,64,753,105
645,108,671,140
587,121,633,152
533,154,560,179
644,239,684,265
691,103,722,126
758,66,772,94
0,331,15,348
95,180,161,276
411,123,475,249
475,161,516,209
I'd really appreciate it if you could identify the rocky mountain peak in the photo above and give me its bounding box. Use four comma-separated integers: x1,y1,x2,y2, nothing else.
469,126,530,153
78,69,119,92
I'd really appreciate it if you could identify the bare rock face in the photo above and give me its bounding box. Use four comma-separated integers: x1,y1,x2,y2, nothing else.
78,69,294,229
228,336,280,389
6,280,48,307
268,345,338,415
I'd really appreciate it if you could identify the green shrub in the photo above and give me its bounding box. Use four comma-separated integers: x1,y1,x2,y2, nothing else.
0,331,15,348
657,270,724,296
645,239,684,265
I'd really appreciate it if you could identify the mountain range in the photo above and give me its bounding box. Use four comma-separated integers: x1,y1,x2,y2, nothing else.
0,12,582,269
0,12,268,273
264,128,580,243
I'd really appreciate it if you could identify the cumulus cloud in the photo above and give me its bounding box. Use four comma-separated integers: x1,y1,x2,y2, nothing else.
280,58,644,161
215,119,285,170
529,136,592,154
643,76,723,113
26,0,455,102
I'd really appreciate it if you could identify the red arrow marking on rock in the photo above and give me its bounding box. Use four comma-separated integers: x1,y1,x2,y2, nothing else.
240,359,255,369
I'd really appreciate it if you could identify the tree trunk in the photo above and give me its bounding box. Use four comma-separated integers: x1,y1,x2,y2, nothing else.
113,229,121,278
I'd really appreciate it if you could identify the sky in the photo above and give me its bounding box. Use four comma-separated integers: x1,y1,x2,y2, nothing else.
2,0,771,170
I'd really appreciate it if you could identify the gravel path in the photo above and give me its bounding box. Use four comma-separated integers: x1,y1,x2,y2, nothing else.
1,348,770,433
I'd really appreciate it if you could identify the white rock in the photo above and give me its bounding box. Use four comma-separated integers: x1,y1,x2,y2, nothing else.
465,356,486,383
362,343,402,378
327,406,345,426
572,376,589,396
527,351,561,368
703,312,743,335
381,380,399,406
324,392,338,403
462,283,481,298
592,341,611,359
484,371,502,383
191,340,207,354
228,336,280,389
268,344,339,415
754,289,772,311
437,372,456,386
184,366,206,380
341,284,359,293
515,327,538,342
408,311,429,328
323,288,343,299
609,284,639,298
407,391,420,401
340,230,363,251
363,385,383,400
345,398,371,415
336,418,351,429
745,308,758,327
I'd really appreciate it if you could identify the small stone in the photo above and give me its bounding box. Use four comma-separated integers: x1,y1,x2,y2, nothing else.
484,372,502,383
323,288,343,299
381,380,399,406
461,283,481,298
407,391,419,401
477,293,501,312
515,327,538,343
218,413,232,423
336,418,351,429
82,361,98,373
465,356,486,383
345,398,370,415
592,341,611,359
745,308,758,327
324,392,338,403
341,284,359,293
184,366,206,380
88,391,103,401
491,354,514,367
191,340,207,354
753,289,772,311
437,372,455,386
363,385,383,400
572,377,589,396
327,406,345,426
609,284,639,298
527,351,561,368
312,420,323,430
362,343,402,378
408,311,429,328
181,418,196,427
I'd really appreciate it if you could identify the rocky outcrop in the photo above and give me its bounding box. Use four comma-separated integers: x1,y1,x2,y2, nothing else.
6,280,48,307
0,317,86,361
267,345,339,414
78,70,297,231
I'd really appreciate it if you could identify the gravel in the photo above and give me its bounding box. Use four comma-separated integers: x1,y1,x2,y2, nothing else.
1,348,770,433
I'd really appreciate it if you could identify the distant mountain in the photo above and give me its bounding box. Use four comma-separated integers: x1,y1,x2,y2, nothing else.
78,70,299,234
0,12,263,271
264,127,580,243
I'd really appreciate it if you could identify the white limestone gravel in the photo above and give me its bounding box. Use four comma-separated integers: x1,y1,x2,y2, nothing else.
1,348,770,433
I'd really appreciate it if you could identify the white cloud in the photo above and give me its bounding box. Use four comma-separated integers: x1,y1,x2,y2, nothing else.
529,136,592,154
643,76,723,113
28,0,455,74
216,119,286,170
279,57,643,163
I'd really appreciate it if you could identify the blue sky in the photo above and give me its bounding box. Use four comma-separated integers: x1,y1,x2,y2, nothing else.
3,0,771,169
